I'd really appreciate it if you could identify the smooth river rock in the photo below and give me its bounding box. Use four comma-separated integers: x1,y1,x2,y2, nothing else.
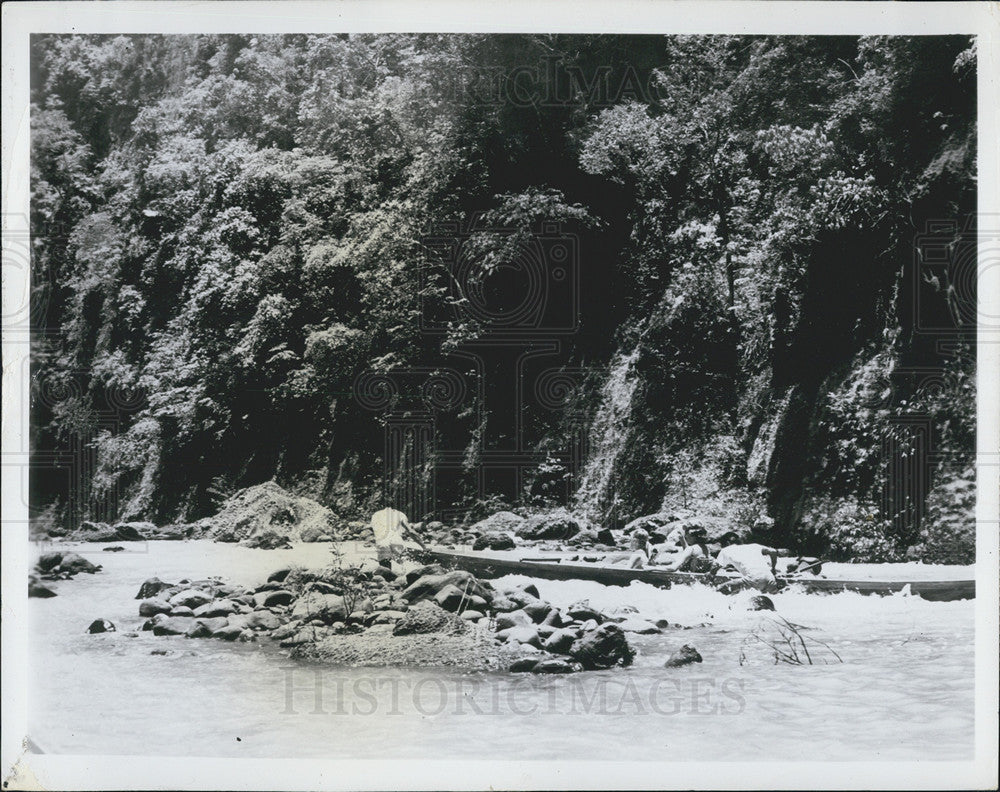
541,628,579,654
664,644,703,667
531,657,581,674
495,626,542,648
58,552,100,575
434,583,467,612
193,599,239,618
87,618,116,634
135,577,173,600
138,598,172,617
616,617,661,634
29,580,57,598
185,617,230,638
748,595,775,612
495,609,533,631
169,589,213,610
569,623,635,669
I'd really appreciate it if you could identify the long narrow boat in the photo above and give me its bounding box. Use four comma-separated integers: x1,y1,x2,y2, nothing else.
426,549,975,602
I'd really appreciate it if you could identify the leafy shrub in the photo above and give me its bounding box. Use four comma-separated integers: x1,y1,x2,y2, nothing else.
911,466,975,564
801,496,903,562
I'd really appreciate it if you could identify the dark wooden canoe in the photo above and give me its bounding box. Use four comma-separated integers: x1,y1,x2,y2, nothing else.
426,549,975,601
788,576,974,601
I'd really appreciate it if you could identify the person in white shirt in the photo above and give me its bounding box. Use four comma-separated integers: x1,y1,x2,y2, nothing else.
714,542,780,592
369,507,427,569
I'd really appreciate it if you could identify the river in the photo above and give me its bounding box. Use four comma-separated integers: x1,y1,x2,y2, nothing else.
28,541,974,760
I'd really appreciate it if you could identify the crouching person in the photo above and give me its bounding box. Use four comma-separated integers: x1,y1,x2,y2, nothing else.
713,535,783,593
369,507,428,570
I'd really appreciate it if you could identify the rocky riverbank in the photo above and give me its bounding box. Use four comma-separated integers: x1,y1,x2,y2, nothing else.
33,481,747,559
29,550,103,598
125,558,705,674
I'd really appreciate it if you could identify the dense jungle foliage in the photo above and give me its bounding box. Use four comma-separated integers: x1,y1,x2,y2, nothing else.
30,34,976,561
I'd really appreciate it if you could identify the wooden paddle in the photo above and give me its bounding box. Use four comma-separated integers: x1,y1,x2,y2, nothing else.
787,558,826,576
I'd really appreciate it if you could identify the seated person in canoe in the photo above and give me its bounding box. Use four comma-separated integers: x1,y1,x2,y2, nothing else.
649,525,716,573
594,528,654,568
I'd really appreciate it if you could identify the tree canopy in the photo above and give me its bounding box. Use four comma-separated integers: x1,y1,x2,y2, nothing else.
31,34,975,560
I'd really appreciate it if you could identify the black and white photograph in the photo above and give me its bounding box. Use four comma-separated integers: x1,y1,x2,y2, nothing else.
2,2,998,789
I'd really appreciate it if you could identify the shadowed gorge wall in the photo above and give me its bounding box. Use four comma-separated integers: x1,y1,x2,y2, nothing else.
30,34,976,561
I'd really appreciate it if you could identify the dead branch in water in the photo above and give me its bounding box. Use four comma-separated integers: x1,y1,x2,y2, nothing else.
739,614,843,666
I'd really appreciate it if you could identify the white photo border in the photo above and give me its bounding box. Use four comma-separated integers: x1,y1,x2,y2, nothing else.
2,2,997,789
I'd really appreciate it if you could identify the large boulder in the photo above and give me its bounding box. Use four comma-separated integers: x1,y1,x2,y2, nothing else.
136,577,173,600
87,618,116,634
622,513,673,536
660,515,734,543
193,599,240,618
151,616,192,636
531,657,580,674
541,628,579,654
434,584,467,612
401,570,492,604
615,617,661,634
516,509,584,541
290,592,348,624
405,564,445,586
522,600,553,624
213,623,246,641
748,595,775,612
150,522,203,541
112,521,155,540
206,481,339,546
245,610,284,631
278,625,328,647
496,626,541,648
28,579,57,598
566,601,604,624
500,587,541,609
169,589,213,610
472,533,516,551
262,590,295,608
392,600,456,636
37,553,64,573
509,656,542,672
185,617,230,638
664,644,703,667
242,531,292,550
299,524,328,543
569,623,635,669
58,553,100,575
595,528,616,546
469,511,526,536
70,521,119,542
495,609,533,631
138,598,173,617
